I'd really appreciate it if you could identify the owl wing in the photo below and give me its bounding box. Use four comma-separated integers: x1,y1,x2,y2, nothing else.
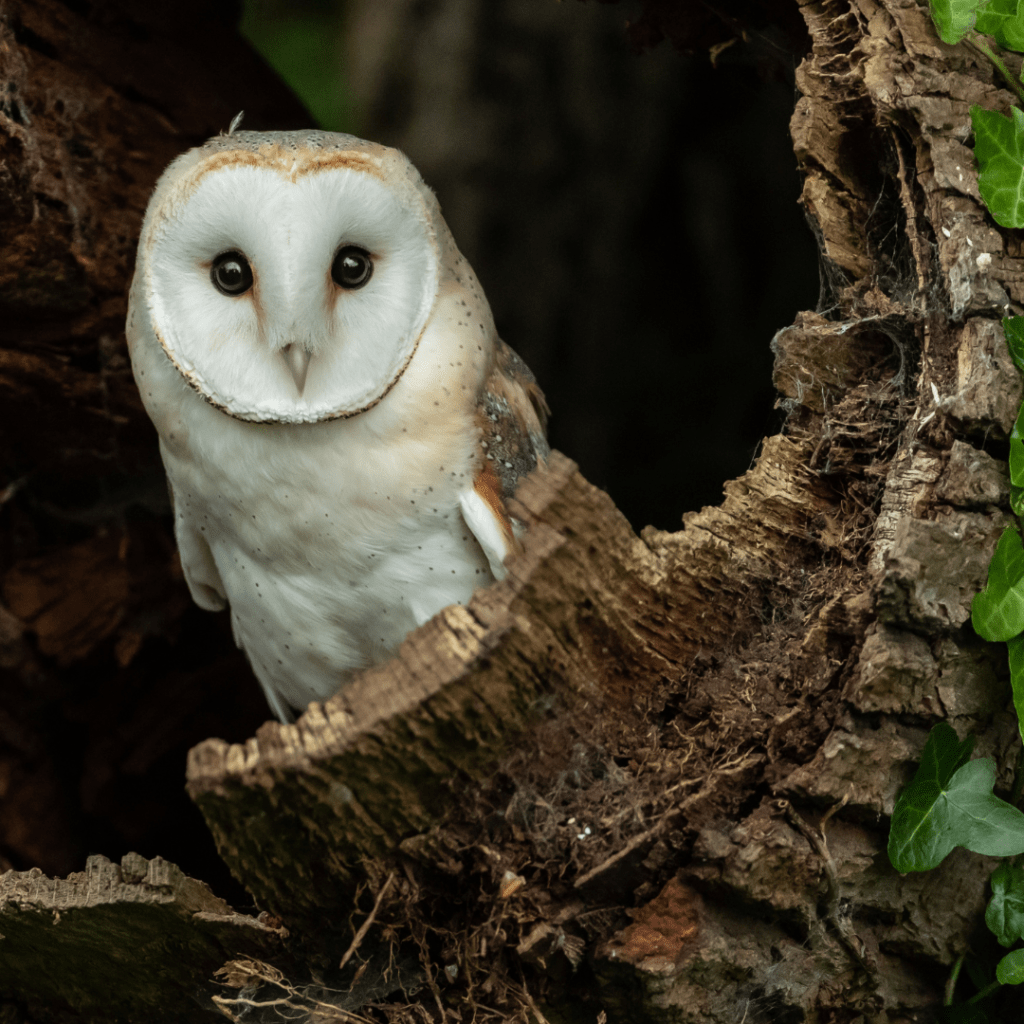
168,479,228,612
459,339,550,580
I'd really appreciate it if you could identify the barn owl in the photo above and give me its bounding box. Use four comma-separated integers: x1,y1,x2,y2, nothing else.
126,127,549,723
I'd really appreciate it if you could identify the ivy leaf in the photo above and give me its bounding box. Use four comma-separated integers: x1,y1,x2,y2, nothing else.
996,946,1024,983
1010,423,1024,488
977,0,1024,49
1004,316,1024,373
934,759,1024,855
971,527,1024,641
972,105,1024,228
1012,404,1024,492
889,723,1024,872
890,723,973,870
931,0,987,42
1009,634,1024,744
964,951,996,992
1011,435,1024,488
986,860,1024,946
1011,484,1024,517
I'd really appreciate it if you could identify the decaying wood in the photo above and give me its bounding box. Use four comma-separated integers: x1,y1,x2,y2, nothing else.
0,853,285,1022
186,440,837,927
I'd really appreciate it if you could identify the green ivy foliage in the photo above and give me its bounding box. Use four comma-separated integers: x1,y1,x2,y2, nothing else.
888,724,1024,872
971,528,1024,640
933,0,1024,48
986,861,1024,946
978,0,1024,48
972,106,1024,227
884,0,1024,1006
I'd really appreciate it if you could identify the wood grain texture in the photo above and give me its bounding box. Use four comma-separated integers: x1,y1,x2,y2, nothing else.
0,853,285,1022
187,441,839,929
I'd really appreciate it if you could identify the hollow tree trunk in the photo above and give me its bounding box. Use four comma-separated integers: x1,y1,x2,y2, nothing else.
1,0,1020,1021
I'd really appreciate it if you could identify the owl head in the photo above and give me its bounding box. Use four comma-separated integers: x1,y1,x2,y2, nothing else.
131,129,446,423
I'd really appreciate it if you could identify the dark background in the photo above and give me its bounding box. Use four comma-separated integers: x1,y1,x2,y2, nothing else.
0,0,819,908
240,0,820,531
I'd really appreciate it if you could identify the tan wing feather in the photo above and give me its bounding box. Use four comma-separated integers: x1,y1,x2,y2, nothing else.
463,339,551,576
475,338,550,503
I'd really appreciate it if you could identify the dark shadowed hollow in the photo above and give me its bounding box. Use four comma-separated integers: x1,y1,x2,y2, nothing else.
244,0,822,531
0,0,820,912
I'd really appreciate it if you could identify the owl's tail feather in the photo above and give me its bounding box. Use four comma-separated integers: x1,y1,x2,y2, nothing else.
259,678,296,724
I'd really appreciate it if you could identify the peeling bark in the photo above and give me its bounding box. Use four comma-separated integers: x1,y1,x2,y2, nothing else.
0,854,285,1023
186,440,838,929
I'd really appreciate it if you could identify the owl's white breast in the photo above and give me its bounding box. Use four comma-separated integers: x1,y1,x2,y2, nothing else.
128,272,498,712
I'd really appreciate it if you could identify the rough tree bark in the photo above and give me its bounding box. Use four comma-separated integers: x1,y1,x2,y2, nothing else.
1,0,1021,1022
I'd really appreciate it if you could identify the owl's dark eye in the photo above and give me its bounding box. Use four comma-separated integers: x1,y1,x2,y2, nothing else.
331,246,373,289
211,252,253,296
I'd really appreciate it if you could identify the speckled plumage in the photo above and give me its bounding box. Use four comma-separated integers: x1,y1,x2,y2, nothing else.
127,128,548,721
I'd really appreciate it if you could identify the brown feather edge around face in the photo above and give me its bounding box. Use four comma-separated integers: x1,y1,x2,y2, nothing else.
473,337,551,548
152,320,424,426
141,141,439,426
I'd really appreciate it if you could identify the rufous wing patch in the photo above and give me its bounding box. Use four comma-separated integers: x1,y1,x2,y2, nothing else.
475,460,518,551
460,463,518,580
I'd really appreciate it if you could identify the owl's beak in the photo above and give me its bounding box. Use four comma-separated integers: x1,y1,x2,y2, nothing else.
282,344,312,395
